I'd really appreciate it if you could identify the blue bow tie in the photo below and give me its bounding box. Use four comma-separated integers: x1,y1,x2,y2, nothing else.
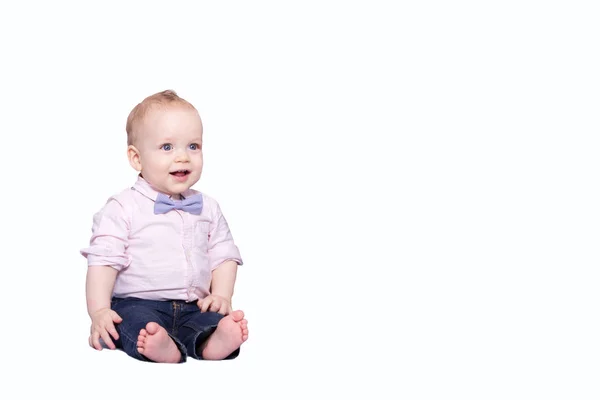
154,193,203,215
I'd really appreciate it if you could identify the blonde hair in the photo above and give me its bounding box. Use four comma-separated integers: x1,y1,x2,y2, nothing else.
126,89,196,145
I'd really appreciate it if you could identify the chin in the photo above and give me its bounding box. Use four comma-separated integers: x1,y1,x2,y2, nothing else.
187,176,201,187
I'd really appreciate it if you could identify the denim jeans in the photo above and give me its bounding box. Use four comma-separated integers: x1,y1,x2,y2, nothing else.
111,296,240,363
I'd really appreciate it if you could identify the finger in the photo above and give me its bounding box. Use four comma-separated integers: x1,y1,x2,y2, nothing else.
200,298,213,313
91,331,102,351
218,302,228,315
111,311,123,324
209,299,221,312
107,322,120,341
100,329,116,350
88,335,93,348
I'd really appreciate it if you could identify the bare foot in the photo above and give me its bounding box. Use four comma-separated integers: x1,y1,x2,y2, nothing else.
200,310,249,360
137,322,181,363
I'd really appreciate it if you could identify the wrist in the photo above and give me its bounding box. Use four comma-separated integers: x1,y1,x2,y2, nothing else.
87,303,111,317
211,293,232,302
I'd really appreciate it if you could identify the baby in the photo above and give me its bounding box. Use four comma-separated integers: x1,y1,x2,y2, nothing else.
81,90,248,363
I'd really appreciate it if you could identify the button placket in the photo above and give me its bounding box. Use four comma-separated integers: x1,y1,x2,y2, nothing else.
181,213,195,301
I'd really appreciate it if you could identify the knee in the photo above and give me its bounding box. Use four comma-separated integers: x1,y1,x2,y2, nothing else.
200,311,224,325
184,311,223,331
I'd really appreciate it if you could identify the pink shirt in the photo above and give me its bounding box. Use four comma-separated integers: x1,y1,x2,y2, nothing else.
80,176,243,302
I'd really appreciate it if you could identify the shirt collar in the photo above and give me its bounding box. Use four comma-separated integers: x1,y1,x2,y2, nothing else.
132,175,197,202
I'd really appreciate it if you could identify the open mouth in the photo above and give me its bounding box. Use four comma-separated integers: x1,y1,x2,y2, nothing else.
170,169,191,177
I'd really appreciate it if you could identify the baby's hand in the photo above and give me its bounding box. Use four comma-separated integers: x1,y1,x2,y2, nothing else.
89,307,123,350
197,295,232,315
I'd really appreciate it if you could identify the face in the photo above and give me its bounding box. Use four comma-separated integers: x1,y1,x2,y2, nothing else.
128,105,203,198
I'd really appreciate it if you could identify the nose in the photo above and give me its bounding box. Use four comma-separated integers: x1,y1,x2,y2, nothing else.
174,148,190,162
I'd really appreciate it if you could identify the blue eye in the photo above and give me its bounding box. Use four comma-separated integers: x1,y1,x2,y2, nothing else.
161,144,172,151
189,143,200,150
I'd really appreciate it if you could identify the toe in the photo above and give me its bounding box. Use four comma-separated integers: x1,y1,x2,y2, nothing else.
146,322,160,334
137,347,144,354
139,328,147,337
230,310,244,321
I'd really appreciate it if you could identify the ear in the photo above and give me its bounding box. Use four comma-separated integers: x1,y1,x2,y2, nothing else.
127,145,142,172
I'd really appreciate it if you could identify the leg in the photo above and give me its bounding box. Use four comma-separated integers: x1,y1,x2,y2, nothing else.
136,322,181,363
199,310,249,360
177,303,248,360
111,297,185,363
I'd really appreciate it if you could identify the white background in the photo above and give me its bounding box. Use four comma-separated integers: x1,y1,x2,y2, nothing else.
0,1,599,398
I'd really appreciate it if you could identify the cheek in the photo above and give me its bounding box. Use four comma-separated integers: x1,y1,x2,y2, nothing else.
142,155,172,172
191,153,203,165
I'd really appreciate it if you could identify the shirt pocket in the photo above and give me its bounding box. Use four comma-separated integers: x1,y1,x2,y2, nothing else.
194,221,210,251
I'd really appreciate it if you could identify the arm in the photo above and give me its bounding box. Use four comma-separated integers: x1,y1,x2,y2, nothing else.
198,260,239,315
210,259,238,300
198,200,243,315
86,265,123,350
81,197,130,315
80,198,130,350
86,265,119,316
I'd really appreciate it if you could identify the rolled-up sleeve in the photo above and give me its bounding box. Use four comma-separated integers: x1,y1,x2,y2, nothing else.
80,198,131,271
208,202,243,270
